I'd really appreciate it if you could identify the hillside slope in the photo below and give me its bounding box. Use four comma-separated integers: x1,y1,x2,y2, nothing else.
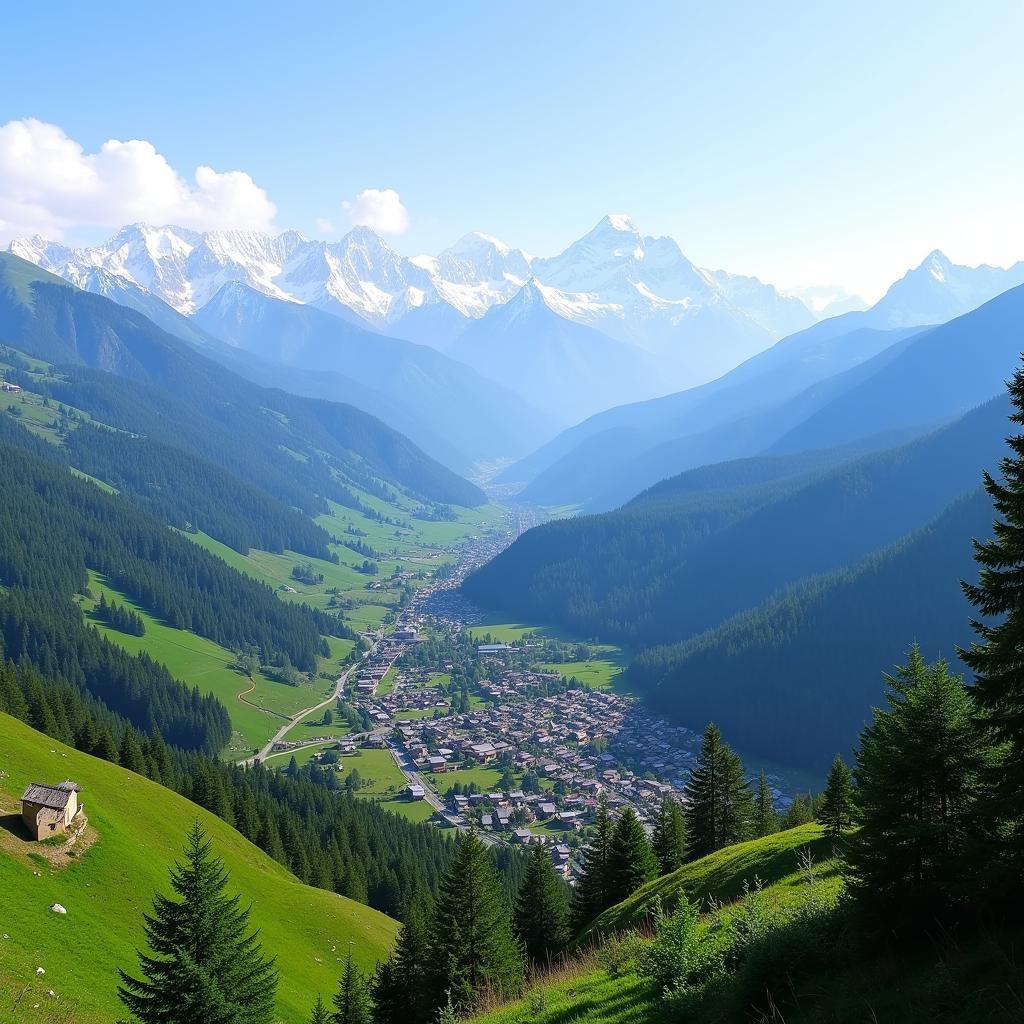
0,713,398,1024
0,252,484,508
633,489,988,769
465,395,1007,651
512,277,1024,510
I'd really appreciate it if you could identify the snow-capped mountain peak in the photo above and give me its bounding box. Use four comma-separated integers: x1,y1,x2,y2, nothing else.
7,214,819,390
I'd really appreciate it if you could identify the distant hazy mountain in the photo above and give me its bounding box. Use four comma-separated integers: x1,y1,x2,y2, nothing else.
192,282,561,469
862,249,1024,329
785,284,868,318
509,252,1024,507
447,279,662,423
10,217,817,399
506,322,919,506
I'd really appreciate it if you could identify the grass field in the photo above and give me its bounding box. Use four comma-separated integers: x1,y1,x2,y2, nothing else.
337,748,437,823
77,573,334,758
342,748,408,799
468,618,631,693
262,741,338,768
378,665,398,695
0,713,397,1024
430,766,507,793
537,650,627,691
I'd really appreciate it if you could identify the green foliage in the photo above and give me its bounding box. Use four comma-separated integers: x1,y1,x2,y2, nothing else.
607,807,657,905
572,793,614,930
820,755,854,841
372,897,432,1024
639,895,721,1001
846,647,988,923
309,993,330,1024
961,361,1024,889
684,723,752,860
514,842,569,963
118,822,278,1024
752,770,778,838
331,948,373,1024
652,797,687,876
428,829,524,1012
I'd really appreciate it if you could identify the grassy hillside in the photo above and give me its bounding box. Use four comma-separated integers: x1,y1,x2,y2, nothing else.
473,823,1024,1024
0,713,398,1024
76,571,337,758
584,823,834,937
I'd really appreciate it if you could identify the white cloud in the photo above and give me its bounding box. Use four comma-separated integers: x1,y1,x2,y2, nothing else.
342,187,409,235
314,217,335,235
0,118,277,241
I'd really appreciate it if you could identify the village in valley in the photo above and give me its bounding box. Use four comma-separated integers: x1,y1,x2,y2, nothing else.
263,516,795,884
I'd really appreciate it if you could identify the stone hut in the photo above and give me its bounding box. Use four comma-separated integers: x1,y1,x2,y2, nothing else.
20,781,82,841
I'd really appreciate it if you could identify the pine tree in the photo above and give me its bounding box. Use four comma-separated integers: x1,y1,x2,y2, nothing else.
119,728,147,775
93,725,119,763
846,647,987,922
607,806,657,904
310,993,330,1024
961,361,1024,892
331,947,372,1024
373,896,432,1024
820,755,854,841
428,828,523,1012
118,822,278,1024
571,792,613,929
514,841,569,963
684,723,752,859
753,769,778,838
651,797,687,876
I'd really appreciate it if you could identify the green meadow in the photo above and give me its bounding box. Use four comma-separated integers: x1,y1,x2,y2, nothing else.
0,714,397,1024
77,572,334,758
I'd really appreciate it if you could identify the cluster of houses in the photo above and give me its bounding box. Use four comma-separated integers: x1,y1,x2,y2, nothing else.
1,380,23,393
392,686,693,834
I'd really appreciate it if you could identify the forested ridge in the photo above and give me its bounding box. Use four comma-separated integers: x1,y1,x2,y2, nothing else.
632,488,988,769
464,396,1010,769
0,430,343,671
0,252,485,510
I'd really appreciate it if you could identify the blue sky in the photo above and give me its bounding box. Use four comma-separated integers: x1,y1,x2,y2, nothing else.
1,0,1021,298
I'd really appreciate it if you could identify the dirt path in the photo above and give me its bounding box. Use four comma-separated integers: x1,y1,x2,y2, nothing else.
235,676,292,722
242,652,371,766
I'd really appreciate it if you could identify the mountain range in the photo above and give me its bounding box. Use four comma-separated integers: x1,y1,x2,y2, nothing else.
507,255,1024,508
7,216,821,417
11,221,1024,473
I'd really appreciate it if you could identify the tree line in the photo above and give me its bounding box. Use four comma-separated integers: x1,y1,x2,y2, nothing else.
0,432,345,671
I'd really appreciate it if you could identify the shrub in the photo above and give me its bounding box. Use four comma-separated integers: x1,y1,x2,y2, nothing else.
640,896,725,1001
596,930,649,978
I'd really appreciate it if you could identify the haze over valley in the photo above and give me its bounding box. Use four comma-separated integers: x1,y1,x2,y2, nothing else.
3,4,1024,1024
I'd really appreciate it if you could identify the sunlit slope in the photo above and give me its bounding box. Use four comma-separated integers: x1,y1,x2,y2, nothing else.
0,713,398,1023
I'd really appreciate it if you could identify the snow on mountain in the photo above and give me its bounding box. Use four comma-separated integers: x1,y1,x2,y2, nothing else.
785,284,868,319
7,216,819,389
449,277,662,423
863,250,1024,329
523,215,816,383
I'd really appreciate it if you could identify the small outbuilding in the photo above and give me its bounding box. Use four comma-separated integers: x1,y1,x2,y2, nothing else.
20,780,82,841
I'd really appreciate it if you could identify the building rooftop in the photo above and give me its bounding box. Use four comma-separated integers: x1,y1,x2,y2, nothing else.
21,781,80,810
